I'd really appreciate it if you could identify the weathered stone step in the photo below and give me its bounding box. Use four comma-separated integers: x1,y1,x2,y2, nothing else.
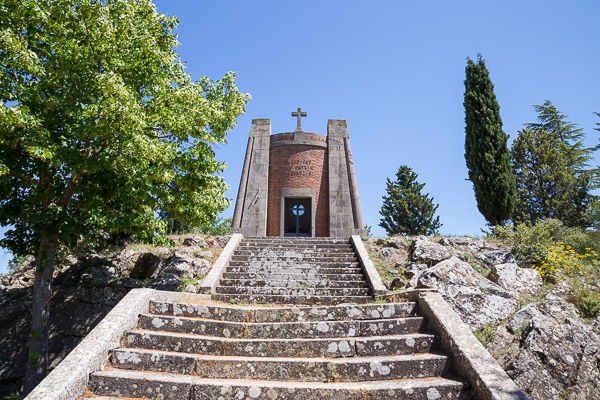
226,266,364,275
223,272,366,281
138,314,425,338
124,330,437,357
231,255,359,262
228,260,361,268
90,369,468,400
218,279,369,289
149,301,417,322
234,248,356,258
216,286,371,297
237,243,355,250
243,237,350,243
212,293,373,305
111,349,450,382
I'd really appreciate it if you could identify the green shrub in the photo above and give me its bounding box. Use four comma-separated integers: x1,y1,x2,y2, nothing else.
493,220,558,264
473,324,496,347
537,244,596,281
568,282,600,319
494,218,599,263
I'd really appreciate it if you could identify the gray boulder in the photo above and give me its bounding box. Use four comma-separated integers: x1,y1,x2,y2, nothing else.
162,255,195,278
215,235,231,248
439,236,486,253
182,235,207,248
152,274,181,291
385,237,410,250
411,236,451,264
404,263,429,288
475,250,518,267
174,246,213,259
488,263,543,298
378,247,408,264
60,255,79,268
191,258,211,275
510,300,580,334
111,249,140,273
506,300,600,400
389,277,406,291
130,253,163,279
546,279,572,299
80,264,119,286
417,256,519,330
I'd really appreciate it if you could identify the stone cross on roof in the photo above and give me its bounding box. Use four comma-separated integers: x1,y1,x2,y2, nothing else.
291,107,307,132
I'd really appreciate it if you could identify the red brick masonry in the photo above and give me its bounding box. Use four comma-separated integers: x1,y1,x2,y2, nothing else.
267,133,329,236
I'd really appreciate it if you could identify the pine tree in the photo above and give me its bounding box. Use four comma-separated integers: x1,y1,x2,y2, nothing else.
379,166,441,236
511,101,597,227
464,54,515,226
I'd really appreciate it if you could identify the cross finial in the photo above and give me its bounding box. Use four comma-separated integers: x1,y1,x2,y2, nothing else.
291,107,307,132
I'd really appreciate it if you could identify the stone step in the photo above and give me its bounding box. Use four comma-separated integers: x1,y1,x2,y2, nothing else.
234,249,355,256
149,301,418,322
243,237,350,243
240,242,353,248
124,330,437,357
223,272,366,281
231,255,359,262
237,243,355,250
218,279,369,288
111,348,450,382
226,266,364,275
138,314,425,338
89,369,468,400
216,286,371,297
228,260,361,268
212,294,373,305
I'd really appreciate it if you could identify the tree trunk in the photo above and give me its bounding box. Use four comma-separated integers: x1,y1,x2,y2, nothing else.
22,232,59,395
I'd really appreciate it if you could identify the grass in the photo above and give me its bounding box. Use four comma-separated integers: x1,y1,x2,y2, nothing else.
368,249,408,290
177,274,206,292
326,363,340,382
567,279,600,320
473,324,496,347
0,394,23,400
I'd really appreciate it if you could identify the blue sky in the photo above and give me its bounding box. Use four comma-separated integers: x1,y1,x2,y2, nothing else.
1,1,599,273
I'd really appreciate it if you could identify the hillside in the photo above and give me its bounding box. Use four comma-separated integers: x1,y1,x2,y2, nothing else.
1,233,599,399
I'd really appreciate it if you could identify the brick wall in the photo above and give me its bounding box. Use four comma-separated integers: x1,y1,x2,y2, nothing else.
267,133,329,236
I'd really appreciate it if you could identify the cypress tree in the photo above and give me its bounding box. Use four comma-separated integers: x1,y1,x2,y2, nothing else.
379,165,441,236
464,54,515,226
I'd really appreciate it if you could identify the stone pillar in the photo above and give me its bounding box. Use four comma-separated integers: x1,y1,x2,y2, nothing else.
327,120,366,237
230,119,271,237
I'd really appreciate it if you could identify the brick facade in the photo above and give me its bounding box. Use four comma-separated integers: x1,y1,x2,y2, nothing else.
266,133,329,237
231,119,365,238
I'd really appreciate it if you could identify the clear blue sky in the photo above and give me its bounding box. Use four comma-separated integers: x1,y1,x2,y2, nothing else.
1,1,599,273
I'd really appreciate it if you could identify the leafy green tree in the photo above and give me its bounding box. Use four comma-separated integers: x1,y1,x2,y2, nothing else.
379,166,441,236
511,102,596,227
464,54,515,226
0,0,249,392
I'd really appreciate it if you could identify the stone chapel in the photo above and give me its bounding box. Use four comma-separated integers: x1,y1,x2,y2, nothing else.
231,109,366,238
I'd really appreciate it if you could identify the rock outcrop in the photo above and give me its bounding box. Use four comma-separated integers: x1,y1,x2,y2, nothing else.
365,235,600,399
488,263,543,298
506,300,600,400
416,256,519,330
0,235,221,397
411,236,451,264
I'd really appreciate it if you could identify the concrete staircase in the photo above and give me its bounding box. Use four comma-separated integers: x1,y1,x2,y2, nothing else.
87,300,471,399
212,237,374,305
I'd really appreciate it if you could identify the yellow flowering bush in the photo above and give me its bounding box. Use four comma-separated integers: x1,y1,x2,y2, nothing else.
535,243,597,281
